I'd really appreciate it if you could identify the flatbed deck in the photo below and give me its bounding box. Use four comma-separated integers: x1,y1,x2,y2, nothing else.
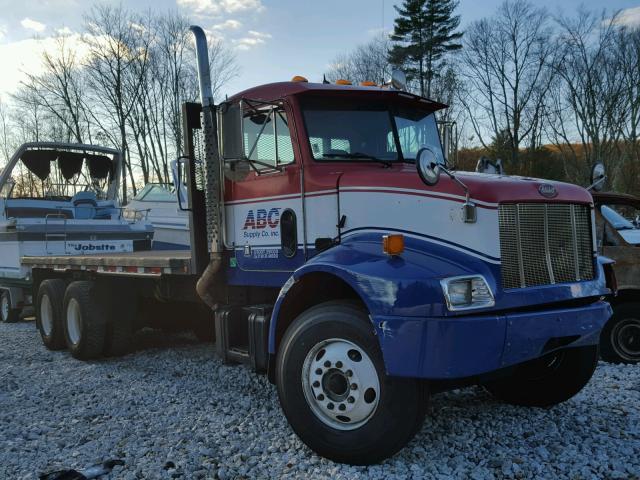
22,250,192,276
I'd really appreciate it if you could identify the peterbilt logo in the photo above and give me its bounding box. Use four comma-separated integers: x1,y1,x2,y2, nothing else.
538,183,558,198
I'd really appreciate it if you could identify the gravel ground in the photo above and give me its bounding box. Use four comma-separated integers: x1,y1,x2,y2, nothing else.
0,320,638,480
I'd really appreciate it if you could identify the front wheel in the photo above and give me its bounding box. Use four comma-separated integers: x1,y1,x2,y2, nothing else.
276,301,427,465
484,345,599,408
600,302,640,364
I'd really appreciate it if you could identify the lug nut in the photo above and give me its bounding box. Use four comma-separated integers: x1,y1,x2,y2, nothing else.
346,370,353,377
336,361,343,368
347,396,355,403
327,403,334,410
350,383,358,390
317,394,325,401
324,361,331,368
339,404,346,411
315,368,322,375
312,381,320,388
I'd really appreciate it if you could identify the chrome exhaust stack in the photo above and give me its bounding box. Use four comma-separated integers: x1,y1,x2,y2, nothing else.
190,25,223,309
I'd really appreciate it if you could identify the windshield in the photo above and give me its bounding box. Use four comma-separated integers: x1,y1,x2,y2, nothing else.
302,100,444,163
134,184,176,203
601,205,636,230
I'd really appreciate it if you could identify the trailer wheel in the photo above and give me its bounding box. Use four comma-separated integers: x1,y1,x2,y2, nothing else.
276,301,427,465
63,281,106,360
484,345,599,408
600,302,640,364
1,290,20,323
36,279,67,350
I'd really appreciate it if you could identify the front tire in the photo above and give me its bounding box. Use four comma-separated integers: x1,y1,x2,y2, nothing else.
484,345,599,408
600,302,640,364
36,279,67,350
63,281,106,360
1,290,20,323
276,301,427,465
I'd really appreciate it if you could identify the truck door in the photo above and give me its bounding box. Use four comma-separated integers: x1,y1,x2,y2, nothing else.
223,100,304,274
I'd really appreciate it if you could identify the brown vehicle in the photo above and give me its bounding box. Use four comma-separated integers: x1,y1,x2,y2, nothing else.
591,164,640,364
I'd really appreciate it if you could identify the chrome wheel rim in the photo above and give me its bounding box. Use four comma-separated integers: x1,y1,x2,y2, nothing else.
66,298,82,345
612,318,640,362
40,294,54,336
302,338,380,431
1,294,9,322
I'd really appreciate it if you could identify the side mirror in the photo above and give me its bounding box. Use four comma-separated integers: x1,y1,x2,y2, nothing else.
416,146,441,186
589,162,606,192
390,70,407,91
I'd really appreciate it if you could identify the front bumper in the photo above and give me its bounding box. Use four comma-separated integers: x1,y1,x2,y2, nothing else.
373,300,612,379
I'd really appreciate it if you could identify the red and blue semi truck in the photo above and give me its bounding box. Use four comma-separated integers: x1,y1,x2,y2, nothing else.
23,27,615,464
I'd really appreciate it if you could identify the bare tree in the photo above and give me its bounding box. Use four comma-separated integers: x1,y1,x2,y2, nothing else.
20,35,89,144
460,0,555,173
545,9,625,185
82,5,152,201
326,36,393,85
612,24,640,191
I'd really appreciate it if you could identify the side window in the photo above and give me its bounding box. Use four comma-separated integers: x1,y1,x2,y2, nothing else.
243,108,295,169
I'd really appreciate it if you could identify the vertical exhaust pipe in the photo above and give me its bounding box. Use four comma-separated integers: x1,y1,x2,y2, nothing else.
190,25,223,309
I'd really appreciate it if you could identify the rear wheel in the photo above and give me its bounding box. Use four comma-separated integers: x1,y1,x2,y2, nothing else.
0,290,20,323
36,279,67,350
484,345,599,407
276,301,427,465
63,281,106,360
600,302,640,364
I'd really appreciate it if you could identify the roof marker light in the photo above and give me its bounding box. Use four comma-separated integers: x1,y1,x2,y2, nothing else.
336,79,352,85
291,75,308,82
360,81,377,87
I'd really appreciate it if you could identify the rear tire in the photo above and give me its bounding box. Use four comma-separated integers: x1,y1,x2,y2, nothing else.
36,279,67,350
484,345,599,407
1,290,20,323
276,301,427,465
600,302,640,364
63,281,106,360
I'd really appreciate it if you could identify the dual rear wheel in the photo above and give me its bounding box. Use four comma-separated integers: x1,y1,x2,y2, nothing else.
36,280,132,359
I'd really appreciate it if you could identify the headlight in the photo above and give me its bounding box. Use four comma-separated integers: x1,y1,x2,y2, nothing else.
440,275,495,311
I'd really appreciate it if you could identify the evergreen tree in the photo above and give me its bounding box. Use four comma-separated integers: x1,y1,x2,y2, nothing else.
389,0,463,98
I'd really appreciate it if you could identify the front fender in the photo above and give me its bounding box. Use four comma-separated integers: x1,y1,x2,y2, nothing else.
269,233,495,353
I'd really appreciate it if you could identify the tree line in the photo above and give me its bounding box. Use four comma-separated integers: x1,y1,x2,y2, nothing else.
327,0,640,194
0,5,238,202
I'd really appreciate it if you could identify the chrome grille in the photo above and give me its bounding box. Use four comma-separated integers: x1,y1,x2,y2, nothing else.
499,203,595,289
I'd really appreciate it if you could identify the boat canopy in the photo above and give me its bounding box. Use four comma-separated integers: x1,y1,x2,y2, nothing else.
20,149,114,182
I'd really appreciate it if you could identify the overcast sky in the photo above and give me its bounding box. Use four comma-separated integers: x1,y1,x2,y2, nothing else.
0,0,639,100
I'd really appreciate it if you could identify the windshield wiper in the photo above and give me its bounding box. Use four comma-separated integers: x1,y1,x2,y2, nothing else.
322,152,394,167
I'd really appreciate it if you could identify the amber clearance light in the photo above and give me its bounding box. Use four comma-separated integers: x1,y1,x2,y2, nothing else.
291,75,308,82
336,79,352,85
383,234,404,256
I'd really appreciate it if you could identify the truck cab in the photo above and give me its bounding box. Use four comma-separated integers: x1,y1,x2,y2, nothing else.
593,190,640,363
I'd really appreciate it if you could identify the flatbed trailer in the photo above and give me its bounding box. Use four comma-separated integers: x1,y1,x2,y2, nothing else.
23,250,193,277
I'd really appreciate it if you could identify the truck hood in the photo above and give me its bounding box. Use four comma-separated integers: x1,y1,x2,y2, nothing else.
337,166,593,206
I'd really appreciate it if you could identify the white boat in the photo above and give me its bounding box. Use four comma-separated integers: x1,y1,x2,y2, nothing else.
124,170,190,251
0,142,154,322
